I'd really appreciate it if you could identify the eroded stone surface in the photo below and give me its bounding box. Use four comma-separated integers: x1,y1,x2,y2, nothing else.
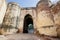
1,0,60,38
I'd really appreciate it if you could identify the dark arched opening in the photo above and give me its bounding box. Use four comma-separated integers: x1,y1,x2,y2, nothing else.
23,14,34,33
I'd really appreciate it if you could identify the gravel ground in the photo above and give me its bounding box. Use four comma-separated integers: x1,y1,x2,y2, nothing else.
0,33,60,40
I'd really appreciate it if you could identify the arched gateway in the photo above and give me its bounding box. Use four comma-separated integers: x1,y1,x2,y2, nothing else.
23,14,34,33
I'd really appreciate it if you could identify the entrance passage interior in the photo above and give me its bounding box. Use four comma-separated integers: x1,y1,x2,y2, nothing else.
23,14,34,33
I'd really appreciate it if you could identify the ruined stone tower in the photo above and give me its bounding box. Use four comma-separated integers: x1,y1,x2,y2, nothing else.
0,0,7,25
36,0,56,36
2,2,21,34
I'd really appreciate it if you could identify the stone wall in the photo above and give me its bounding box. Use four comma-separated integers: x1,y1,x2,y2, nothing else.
2,2,21,34
52,1,60,37
0,0,7,25
36,0,60,37
1,0,60,37
36,0,57,36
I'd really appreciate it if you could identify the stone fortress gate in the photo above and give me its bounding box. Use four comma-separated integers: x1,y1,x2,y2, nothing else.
0,0,60,37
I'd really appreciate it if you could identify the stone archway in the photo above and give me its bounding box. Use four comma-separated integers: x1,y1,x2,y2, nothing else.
23,14,34,33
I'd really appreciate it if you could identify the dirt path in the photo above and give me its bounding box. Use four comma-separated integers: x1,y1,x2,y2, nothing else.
0,33,60,40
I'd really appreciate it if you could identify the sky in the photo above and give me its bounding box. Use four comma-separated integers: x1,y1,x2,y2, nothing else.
7,0,59,7
7,0,39,7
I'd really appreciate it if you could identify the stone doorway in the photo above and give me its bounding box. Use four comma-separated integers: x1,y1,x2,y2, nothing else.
23,14,34,34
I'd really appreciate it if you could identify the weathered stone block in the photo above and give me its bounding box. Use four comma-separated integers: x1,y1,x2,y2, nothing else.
36,11,54,28
37,27,57,37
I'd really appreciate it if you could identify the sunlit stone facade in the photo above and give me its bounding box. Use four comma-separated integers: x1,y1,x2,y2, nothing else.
2,2,21,34
0,0,60,37
0,0,7,25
